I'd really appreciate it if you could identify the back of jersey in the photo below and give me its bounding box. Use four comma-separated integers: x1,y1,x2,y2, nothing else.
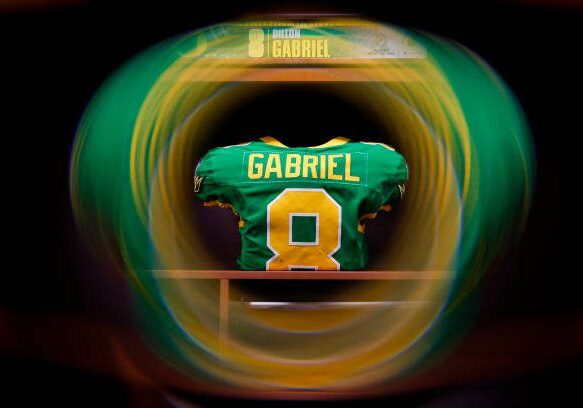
194,136,408,270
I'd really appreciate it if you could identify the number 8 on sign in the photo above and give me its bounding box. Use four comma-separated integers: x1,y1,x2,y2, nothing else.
248,29,265,58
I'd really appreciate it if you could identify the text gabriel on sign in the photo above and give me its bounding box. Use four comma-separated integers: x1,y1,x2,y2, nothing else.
249,28,331,58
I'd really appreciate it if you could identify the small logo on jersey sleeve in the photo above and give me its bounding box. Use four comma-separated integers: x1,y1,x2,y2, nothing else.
194,175,205,193
398,183,406,199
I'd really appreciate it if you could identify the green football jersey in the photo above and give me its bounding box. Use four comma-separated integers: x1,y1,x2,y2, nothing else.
194,136,408,270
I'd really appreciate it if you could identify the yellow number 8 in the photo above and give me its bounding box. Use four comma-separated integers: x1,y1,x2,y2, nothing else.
248,29,265,58
266,188,341,270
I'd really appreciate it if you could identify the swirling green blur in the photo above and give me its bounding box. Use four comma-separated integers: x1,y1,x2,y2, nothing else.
70,18,534,394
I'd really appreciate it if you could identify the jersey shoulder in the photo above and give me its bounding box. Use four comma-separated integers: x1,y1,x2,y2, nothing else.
196,142,255,181
350,141,408,211
195,142,258,200
357,140,403,160
353,141,408,181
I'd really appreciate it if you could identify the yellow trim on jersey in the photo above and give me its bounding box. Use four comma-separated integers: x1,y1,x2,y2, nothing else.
260,136,288,148
357,211,378,233
204,200,246,228
357,204,392,233
380,204,392,212
259,136,350,149
309,137,350,149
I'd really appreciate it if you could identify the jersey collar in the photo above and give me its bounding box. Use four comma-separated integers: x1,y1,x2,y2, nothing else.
259,136,350,148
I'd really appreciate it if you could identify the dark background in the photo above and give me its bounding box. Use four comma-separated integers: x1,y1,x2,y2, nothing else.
1,0,580,406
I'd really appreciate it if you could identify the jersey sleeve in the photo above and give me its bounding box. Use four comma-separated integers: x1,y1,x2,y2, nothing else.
363,145,409,214
193,149,229,203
